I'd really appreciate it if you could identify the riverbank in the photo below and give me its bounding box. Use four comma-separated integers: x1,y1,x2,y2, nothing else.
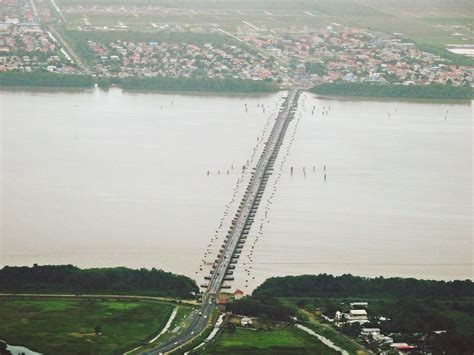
2,73,471,102
0,265,198,299
0,71,94,88
310,93,472,104
310,82,472,101
0,71,279,93
114,76,279,93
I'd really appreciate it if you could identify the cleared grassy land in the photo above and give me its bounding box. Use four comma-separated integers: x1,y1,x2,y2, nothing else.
0,298,173,354
201,327,340,355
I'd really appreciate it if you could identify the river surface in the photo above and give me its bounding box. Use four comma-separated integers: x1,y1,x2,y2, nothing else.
1,88,472,292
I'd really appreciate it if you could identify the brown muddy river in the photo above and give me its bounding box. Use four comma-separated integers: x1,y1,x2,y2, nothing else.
1,88,472,292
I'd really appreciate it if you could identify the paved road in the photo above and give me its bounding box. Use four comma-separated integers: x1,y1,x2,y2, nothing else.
148,89,300,354
148,296,216,354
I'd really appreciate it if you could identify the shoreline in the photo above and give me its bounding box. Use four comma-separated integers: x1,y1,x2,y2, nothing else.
0,85,279,97
1,85,471,103
310,93,473,104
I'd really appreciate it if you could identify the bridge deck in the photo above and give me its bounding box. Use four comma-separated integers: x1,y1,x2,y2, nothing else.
207,89,301,296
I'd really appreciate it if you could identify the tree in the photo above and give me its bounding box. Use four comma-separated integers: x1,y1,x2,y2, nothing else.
0,71,94,88
340,323,362,337
0,265,199,298
309,83,472,100
323,302,340,319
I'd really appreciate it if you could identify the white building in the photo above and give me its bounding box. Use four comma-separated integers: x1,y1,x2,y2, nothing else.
241,317,253,327
361,328,380,336
349,309,368,324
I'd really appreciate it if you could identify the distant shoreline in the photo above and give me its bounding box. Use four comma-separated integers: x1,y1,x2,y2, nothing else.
310,82,473,102
0,71,279,94
310,93,472,104
0,85,279,97
2,85,471,104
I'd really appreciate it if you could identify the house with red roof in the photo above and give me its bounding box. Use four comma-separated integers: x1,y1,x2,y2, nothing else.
233,289,244,300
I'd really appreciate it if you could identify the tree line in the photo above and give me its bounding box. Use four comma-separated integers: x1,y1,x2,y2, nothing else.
414,42,474,67
226,297,296,322
310,82,472,100
120,76,279,93
0,70,95,88
252,274,474,299
0,264,198,298
0,70,279,93
227,274,473,354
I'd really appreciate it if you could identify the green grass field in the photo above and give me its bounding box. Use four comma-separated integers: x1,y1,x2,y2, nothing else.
201,327,339,354
0,298,173,354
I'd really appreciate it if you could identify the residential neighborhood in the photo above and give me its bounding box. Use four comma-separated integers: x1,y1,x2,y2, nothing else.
1,0,472,90
243,25,472,87
87,38,280,81
0,0,78,73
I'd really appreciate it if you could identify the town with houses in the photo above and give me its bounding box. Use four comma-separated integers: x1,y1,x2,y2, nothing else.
88,39,280,81
332,302,416,355
1,0,472,89
243,27,472,87
0,0,80,74
224,291,423,355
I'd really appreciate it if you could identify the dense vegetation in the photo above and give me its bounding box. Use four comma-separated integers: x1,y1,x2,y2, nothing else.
227,297,296,322
0,70,277,92
0,298,173,354
310,83,472,100
239,274,474,354
305,62,327,76
0,70,95,88
252,274,474,299
415,42,474,67
120,76,279,93
0,265,198,298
